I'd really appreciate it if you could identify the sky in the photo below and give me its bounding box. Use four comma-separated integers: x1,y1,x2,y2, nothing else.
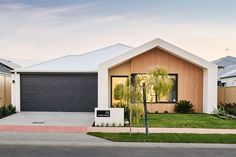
0,0,236,66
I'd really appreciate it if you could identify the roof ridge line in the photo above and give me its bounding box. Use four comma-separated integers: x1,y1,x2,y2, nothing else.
14,43,132,72
67,43,132,57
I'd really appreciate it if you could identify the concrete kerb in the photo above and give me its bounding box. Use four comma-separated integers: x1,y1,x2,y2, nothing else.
0,140,235,149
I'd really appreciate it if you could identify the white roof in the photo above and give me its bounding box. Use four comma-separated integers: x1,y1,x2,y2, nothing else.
0,58,21,70
15,44,133,73
100,38,216,70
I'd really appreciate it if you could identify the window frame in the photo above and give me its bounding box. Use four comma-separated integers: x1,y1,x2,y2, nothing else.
131,73,178,104
110,75,129,106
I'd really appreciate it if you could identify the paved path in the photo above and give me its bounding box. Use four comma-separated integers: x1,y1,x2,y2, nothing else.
0,125,89,133
0,132,107,143
89,127,236,134
0,125,236,134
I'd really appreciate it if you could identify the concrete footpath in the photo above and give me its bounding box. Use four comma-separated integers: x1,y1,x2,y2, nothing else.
0,125,236,134
89,127,236,134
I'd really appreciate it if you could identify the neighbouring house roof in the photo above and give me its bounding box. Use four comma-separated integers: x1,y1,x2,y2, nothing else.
0,58,21,70
213,56,236,68
15,44,133,73
99,38,216,70
221,68,236,79
218,64,236,79
213,56,236,79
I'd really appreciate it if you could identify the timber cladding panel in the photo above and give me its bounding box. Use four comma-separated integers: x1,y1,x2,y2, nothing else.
109,47,203,113
0,74,11,107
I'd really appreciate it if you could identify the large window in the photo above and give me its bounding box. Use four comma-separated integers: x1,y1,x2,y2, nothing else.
132,74,178,103
111,74,178,105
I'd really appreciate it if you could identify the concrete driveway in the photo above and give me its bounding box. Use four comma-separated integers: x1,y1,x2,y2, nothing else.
0,112,94,126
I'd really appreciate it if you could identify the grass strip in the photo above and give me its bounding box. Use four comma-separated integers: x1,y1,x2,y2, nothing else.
88,132,236,144
133,114,236,129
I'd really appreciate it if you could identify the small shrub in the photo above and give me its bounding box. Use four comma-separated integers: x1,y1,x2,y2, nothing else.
223,103,236,116
155,111,158,114
132,104,144,124
105,123,109,127
213,107,227,116
101,122,104,127
164,110,168,114
174,100,195,113
0,104,16,118
217,103,236,116
112,123,115,127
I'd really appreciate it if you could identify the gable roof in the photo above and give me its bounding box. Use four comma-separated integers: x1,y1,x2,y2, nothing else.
15,44,132,73
0,58,21,70
99,38,216,70
213,56,236,68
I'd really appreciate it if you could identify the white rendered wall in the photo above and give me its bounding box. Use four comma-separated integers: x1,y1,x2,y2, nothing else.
203,67,218,113
98,65,109,108
11,73,20,112
94,107,124,126
96,66,125,126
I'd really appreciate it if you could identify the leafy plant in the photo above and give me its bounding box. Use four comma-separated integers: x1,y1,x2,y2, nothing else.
132,104,144,124
114,83,124,100
213,107,227,116
174,100,195,113
215,103,236,119
0,104,16,118
223,103,236,116
148,66,173,101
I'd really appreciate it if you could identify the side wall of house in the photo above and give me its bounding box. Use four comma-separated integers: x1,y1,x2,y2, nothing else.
109,47,203,113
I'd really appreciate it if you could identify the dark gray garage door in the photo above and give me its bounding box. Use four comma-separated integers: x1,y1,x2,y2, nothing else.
20,73,97,112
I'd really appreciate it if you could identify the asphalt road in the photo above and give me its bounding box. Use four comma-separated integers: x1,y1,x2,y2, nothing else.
0,145,235,157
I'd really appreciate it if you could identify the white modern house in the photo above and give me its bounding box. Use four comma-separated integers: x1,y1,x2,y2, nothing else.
12,38,218,126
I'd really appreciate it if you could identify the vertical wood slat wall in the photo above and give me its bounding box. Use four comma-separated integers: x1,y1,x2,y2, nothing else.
0,73,11,107
109,47,204,113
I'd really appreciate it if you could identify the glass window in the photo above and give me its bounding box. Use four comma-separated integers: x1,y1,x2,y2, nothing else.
111,76,128,106
132,74,177,103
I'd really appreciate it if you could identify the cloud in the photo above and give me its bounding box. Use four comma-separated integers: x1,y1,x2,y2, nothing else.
0,0,236,66
94,15,123,22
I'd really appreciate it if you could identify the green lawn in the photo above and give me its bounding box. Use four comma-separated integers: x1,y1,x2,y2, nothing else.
133,114,236,129
88,132,236,144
